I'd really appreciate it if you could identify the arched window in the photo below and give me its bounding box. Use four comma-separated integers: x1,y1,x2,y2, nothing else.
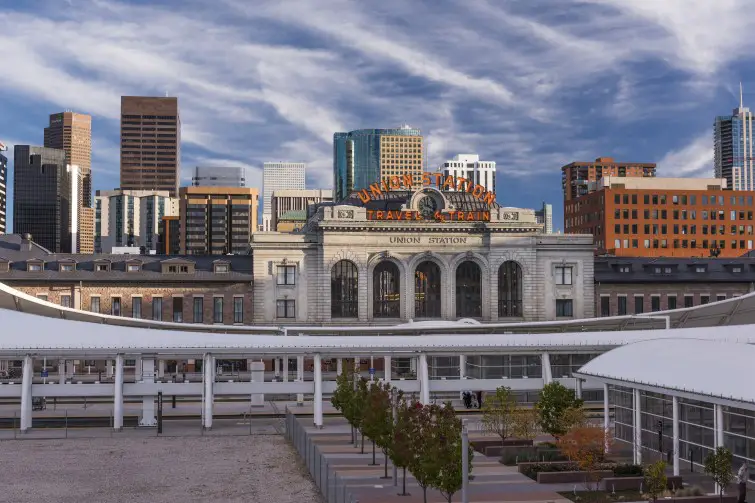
455,261,482,318
331,260,358,318
415,261,442,318
373,261,401,318
498,261,523,317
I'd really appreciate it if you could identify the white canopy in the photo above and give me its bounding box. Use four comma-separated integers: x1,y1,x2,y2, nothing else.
575,338,755,405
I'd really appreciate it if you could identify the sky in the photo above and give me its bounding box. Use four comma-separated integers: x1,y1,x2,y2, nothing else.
1,0,753,232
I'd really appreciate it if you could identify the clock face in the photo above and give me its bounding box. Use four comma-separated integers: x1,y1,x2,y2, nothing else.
418,195,438,218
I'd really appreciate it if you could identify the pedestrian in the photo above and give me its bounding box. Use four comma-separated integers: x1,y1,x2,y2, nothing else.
737,463,748,503
477,391,483,409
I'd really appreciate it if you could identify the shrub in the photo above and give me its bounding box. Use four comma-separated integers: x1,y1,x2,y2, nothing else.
612,464,644,477
538,441,558,449
676,486,704,497
501,448,566,466
520,462,578,480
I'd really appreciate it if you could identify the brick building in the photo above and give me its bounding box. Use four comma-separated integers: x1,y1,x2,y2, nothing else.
565,176,755,258
561,156,656,204
0,234,254,326
594,256,755,317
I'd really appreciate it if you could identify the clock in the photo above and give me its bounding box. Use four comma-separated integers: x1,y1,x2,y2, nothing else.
418,195,438,218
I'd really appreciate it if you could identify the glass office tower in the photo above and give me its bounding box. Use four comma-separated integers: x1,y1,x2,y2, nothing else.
333,125,423,201
715,90,755,191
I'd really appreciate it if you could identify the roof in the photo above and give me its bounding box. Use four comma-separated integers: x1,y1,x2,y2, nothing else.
0,234,253,282
595,256,755,283
575,338,755,405
1,308,755,357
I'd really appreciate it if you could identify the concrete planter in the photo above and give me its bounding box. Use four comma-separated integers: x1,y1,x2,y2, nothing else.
672,496,737,503
536,470,614,484
518,461,574,474
602,475,683,492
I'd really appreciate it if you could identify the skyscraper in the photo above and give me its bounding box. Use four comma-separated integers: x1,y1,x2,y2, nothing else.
120,96,180,197
333,125,423,201
192,166,246,187
44,111,94,252
440,154,496,194
715,85,755,191
13,146,72,252
0,144,7,234
262,162,305,231
94,189,179,253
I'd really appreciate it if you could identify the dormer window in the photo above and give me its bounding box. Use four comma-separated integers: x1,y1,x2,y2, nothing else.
60,264,75,272
161,259,195,274
0,259,9,273
733,266,742,273
27,261,43,272
618,265,630,273
214,262,230,273
94,260,111,272
695,266,706,273
126,261,141,272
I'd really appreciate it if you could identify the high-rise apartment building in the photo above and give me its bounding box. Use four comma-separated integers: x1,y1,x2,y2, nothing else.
158,215,180,255
0,144,7,234
565,176,755,258
715,89,755,191
192,166,246,187
271,189,333,231
440,154,496,194
44,111,94,253
535,202,553,234
333,125,423,201
179,187,259,255
94,189,179,253
120,96,180,197
13,146,72,252
262,162,305,232
561,157,656,203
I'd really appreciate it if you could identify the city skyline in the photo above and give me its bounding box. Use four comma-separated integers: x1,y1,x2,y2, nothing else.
3,1,755,233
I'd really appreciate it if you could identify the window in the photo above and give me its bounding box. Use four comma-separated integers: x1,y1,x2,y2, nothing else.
277,265,296,285
555,265,573,285
214,264,229,273
618,265,630,273
332,260,359,318
112,297,122,316
684,295,694,308
555,299,573,317
37,294,48,301
600,296,610,317
173,297,183,322
667,296,677,310
60,263,74,272
700,295,710,305
634,296,644,314
127,264,140,272
498,261,523,317
276,299,296,318
61,295,71,308
651,296,660,312
213,297,223,323
90,297,100,314
695,266,706,273
27,263,42,272
193,297,204,323
618,296,627,315
132,297,142,319
96,264,109,272
732,266,743,273
716,294,727,302
233,297,244,323
152,297,163,321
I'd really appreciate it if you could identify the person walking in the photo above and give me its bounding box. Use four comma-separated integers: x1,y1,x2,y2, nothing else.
737,463,748,503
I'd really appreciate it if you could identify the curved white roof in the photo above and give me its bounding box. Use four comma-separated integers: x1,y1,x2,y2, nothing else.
1,307,755,357
3,281,755,335
576,338,755,405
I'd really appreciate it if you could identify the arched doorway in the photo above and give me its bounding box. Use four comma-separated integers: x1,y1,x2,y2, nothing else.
331,260,358,318
415,261,442,318
455,261,482,318
498,261,523,317
373,261,401,318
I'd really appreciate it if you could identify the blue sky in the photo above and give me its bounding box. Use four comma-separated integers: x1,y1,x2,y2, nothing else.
1,0,752,232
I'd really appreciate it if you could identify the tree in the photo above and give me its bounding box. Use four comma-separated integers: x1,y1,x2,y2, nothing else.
704,446,734,502
511,407,540,442
330,366,357,443
644,461,668,503
481,386,518,448
557,422,612,491
535,382,584,440
353,377,369,453
430,403,474,503
407,402,438,503
389,396,416,496
361,381,394,474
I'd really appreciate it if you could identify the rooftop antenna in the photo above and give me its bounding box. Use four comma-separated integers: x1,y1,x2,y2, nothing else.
740,82,744,109
165,88,169,98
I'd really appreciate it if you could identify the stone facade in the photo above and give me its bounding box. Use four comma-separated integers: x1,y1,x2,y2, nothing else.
250,188,595,324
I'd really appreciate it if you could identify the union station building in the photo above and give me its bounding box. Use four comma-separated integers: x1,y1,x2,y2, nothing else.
251,186,595,324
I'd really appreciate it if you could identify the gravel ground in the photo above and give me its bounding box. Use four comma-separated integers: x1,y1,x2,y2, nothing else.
0,435,323,503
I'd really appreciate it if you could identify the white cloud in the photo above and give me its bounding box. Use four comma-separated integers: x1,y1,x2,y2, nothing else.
657,133,714,178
